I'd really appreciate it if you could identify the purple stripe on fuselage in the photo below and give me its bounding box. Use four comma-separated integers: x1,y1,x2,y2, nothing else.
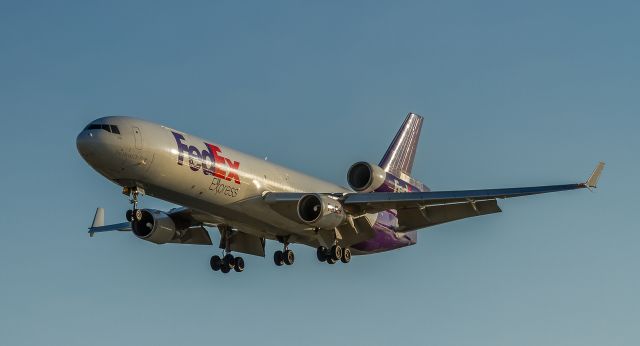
351,211,417,253
350,172,425,254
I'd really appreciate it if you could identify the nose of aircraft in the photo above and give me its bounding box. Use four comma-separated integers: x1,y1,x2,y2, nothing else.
76,122,113,170
77,117,155,181
76,127,94,160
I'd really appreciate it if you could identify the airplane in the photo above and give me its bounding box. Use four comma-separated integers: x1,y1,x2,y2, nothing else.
77,113,604,274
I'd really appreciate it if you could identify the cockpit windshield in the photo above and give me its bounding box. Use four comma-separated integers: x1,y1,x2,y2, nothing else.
85,123,120,134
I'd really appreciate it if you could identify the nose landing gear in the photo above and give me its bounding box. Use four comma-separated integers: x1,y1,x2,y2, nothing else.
123,186,144,222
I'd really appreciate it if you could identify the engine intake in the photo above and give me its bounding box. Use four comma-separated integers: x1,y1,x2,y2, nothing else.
297,194,345,229
347,162,387,192
131,209,180,244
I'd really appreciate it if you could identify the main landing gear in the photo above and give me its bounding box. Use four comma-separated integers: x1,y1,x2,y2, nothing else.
274,241,295,267
210,253,245,273
211,224,245,274
317,245,351,265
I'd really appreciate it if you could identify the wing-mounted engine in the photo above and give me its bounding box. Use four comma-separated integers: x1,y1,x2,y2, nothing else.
131,209,211,245
297,194,346,229
132,209,181,244
347,162,387,192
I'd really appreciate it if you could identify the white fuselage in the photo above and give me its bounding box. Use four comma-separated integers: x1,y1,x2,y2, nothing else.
77,116,351,242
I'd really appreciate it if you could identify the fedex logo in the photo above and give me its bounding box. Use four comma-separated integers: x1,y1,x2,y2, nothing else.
393,179,412,193
172,131,241,184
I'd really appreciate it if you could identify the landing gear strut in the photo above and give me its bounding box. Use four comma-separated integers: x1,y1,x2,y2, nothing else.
210,225,245,274
124,187,143,222
274,240,295,267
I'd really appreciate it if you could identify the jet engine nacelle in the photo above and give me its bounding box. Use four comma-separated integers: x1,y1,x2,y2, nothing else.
297,194,346,229
131,209,180,244
347,161,387,192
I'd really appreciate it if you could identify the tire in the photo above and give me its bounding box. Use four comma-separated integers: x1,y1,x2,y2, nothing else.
341,248,351,263
134,209,143,222
223,253,235,268
316,246,328,262
125,210,133,222
274,250,284,266
210,255,222,271
221,264,231,273
327,257,337,264
330,245,342,261
284,250,295,265
234,257,245,272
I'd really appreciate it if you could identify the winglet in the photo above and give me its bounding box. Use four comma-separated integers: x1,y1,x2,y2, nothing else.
89,208,105,237
585,162,605,189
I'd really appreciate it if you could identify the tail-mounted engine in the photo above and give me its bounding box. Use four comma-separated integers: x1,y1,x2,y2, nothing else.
297,194,346,229
347,162,387,192
131,209,182,244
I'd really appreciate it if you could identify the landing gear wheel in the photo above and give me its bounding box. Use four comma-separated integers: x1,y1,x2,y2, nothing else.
210,255,222,271
234,257,245,272
223,253,235,268
134,209,143,222
327,257,337,264
284,250,295,265
330,245,342,261
126,210,133,222
341,248,351,263
221,264,231,273
316,246,328,262
274,250,284,266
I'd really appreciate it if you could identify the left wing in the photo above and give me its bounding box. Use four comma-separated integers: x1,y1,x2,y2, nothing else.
264,162,604,233
342,162,604,215
339,162,604,232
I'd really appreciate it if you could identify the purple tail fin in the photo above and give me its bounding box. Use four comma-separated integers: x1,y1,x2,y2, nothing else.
379,112,423,176
378,113,424,247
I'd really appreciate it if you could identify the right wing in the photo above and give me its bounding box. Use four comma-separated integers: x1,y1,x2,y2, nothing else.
87,207,216,245
86,207,267,256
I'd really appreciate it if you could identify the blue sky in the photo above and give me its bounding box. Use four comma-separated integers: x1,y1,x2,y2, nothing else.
1,1,638,345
